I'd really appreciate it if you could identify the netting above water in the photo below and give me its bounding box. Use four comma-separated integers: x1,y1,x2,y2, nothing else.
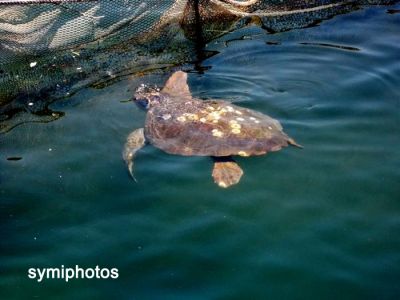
0,0,397,132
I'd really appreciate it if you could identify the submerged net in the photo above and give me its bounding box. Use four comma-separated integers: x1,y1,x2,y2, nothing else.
0,0,396,132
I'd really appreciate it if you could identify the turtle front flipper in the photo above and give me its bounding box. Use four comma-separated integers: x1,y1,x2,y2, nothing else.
123,128,146,181
212,157,243,188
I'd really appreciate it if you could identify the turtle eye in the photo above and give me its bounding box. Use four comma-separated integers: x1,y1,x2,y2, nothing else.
135,98,149,110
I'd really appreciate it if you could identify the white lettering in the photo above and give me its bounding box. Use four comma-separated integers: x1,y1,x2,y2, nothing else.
27,268,36,279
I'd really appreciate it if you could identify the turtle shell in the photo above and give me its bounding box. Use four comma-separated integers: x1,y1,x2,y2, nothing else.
144,71,297,157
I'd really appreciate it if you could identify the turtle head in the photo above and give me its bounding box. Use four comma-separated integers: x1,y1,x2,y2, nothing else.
133,85,162,110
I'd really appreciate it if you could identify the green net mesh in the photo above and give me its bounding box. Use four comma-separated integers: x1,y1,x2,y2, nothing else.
0,0,396,132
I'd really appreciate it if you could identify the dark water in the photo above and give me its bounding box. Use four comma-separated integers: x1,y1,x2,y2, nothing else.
1,5,400,299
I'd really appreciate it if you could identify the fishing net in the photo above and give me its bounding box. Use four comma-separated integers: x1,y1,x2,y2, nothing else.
0,0,396,132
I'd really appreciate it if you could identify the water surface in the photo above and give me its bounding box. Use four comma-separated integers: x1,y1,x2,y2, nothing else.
1,4,400,299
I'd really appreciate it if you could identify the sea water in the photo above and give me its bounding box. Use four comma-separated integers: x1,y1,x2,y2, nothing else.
1,4,399,299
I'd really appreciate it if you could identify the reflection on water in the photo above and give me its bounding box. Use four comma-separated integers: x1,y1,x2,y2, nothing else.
1,4,400,300
0,0,395,133
299,42,360,51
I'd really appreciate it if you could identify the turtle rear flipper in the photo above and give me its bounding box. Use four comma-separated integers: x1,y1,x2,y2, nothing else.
288,137,303,148
123,128,146,181
212,157,243,188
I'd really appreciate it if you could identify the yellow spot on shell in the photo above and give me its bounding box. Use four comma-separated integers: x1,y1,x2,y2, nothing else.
209,112,220,118
184,113,198,121
250,117,257,121
238,151,249,157
230,123,241,129
207,112,221,122
212,129,224,137
231,128,241,134
254,120,260,124
207,106,215,111
235,110,243,115
236,117,245,121
229,120,238,124
268,126,273,130
226,106,234,112
212,120,219,123
176,116,186,122
200,118,207,123
162,114,171,120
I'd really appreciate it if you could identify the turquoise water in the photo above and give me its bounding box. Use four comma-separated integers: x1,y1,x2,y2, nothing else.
1,4,400,299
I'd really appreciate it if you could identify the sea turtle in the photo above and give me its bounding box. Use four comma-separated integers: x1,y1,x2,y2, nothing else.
123,71,301,188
